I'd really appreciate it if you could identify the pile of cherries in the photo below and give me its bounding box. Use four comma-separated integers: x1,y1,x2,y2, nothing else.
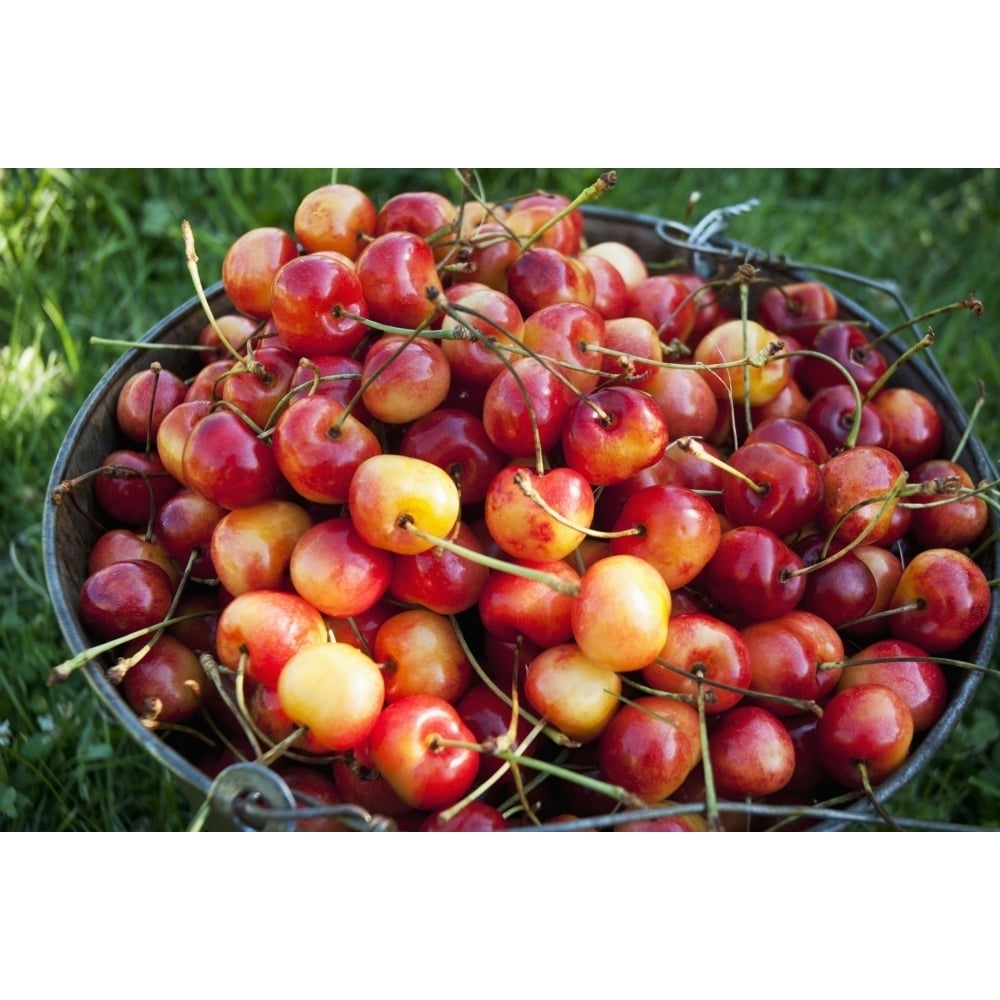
61,172,995,831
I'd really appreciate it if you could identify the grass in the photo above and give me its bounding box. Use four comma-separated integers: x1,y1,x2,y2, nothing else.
1,167,998,832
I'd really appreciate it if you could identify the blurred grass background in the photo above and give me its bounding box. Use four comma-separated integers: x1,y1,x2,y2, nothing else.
1,167,998,831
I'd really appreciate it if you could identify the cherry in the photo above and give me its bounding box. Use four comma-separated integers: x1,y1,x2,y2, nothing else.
484,464,595,562
698,525,807,623
181,408,288,511
215,589,328,689
367,694,481,812
388,520,490,615
221,226,298,319
524,642,623,744
118,634,207,725
707,705,796,799
642,611,752,714
870,387,943,469
356,230,444,330
271,393,381,506
816,683,914,790
626,274,696,344
374,189,459,262
288,516,393,619
478,557,580,649
610,484,721,591
78,559,175,642
907,458,989,549
888,547,992,654
597,696,701,802
692,318,790,407
518,300,605,394
293,182,377,258
719,439,824,538
374,608,473,705
277,642,385,753
506,246,595,314
269,252,370,357
795,323,888,396
561,385,669,487
116,365,189,446
481,356,575,457
360,333,451,424
754,280,839,346
818,444,906,546
94,448,181,527
571,554,672,674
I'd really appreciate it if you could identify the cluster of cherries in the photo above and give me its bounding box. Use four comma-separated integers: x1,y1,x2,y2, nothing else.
61,172,995,831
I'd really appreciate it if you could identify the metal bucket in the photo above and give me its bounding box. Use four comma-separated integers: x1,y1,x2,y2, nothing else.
42,207,1000,831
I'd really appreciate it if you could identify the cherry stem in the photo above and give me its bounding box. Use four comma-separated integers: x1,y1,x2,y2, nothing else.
692,666,724,832
398,517,581,596
48,609,209,685
511,469,641,539
951,379,987,465
89,337,219,353
633,667,823,717
520,170,617,251
868,294,983,353
820,652,1000,679
857,761,902,831
671,436,766,495
182,220,246,367
429,733,647,811
436,716,548,827
862,330,935,404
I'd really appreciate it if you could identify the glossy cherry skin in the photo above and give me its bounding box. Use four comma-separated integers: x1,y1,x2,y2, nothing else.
837,638,948,733
222,226,298,319
561,386,669,487
270,253,370,357
271,393,382,506
78,560,175,641
792,532,879,629
907,458,989,549
293,182,377,258
818,445,906,546
610,484,721,591
805,384,893,454
115,366,189,446
697,526,807,623
356,231,444,331
506,246,595,314
720,440,824,538
597,696,702,802
754,280,839,346
795,323,888,396
870,386,944,470
642,612,752,714
626,274,696,344
744,416,830,465
182,409,288,511
816,684,914,790
888,547,992,654
367,695,481,812
707,705,797,799
741,610,844,715
481,356,575,457
94,448,182,527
